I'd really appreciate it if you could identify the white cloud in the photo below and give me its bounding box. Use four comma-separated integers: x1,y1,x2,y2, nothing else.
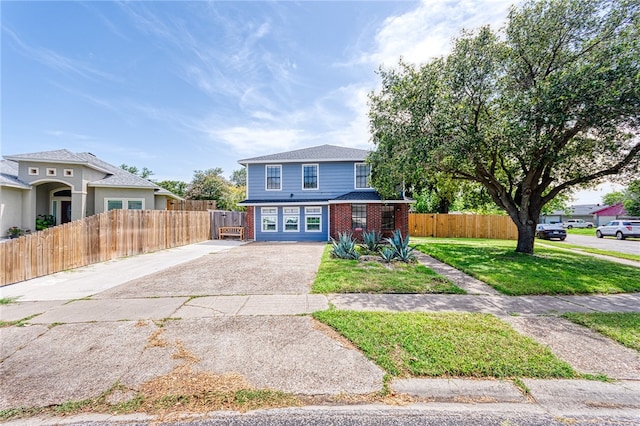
208,126,303,155
362,0,513,67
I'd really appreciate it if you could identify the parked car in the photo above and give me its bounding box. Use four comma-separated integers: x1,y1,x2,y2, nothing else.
536,224,567,240
563,219,594,229
596,220,640,240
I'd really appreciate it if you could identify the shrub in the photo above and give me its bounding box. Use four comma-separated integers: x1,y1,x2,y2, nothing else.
330,232,360,260
385,229,415,262
379,247,396,263
36,214,55,231
362,230,383,252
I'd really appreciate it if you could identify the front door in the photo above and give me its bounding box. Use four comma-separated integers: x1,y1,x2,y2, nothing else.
60,200,72,224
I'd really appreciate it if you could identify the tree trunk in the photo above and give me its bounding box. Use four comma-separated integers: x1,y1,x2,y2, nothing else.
515,221,536,254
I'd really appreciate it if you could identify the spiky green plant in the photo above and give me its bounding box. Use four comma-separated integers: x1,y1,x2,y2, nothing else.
330,232,360,260
379,246,396,263
386,229,415,262
362,230,383,252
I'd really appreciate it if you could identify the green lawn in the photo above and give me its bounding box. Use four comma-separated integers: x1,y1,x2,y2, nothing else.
413,238,640,295
563,312,640,352
312,245,464,294
313,310,575,378
565,228,597,236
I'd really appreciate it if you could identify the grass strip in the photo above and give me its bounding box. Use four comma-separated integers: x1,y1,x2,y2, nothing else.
563,312,640,352
413,238,640,295
539,241,640,263
312,245,464,294
313,310,575,379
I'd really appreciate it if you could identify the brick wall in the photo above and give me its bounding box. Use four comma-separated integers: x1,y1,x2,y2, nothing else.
330,203,410,241
246,206,255,239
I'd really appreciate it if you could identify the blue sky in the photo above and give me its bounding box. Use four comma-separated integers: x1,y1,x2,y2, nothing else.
1,0,615,203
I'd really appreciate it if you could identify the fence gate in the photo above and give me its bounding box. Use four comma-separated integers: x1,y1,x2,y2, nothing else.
210,210,247,239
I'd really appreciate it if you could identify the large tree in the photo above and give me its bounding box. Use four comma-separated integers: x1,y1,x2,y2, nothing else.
368,0,640,253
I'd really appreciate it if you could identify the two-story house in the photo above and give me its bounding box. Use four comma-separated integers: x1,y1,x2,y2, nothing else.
1,149,180,234
238,144,412,242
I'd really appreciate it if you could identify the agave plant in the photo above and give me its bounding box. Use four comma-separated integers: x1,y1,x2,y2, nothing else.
379,246,396,263
361,229,383,252
385,229,415,262
330,232,360,260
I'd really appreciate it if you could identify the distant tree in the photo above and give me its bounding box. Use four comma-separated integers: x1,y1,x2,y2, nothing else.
230,168,247,187
623,180,640,216
120,164,154,179
602,191,626,206
368,0,640,254
185,168,229,201
156,180,188,198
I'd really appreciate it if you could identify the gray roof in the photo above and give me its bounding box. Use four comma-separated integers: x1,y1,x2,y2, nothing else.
332,191,382,201
75,152,158,189
0,160,30,189
547,204,604,216
238,144,369,164
4,149,88,164
2,149,168,191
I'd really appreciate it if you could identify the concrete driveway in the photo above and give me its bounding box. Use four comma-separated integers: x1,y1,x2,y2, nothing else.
562,234,640,255
0,241,385,410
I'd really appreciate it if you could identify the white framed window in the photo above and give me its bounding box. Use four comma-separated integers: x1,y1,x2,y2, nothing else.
28,167,39,176
305,216,321,232
46,168,57,176
261,207,277,232
64,169,74,177
355,163,371,189
305,206,322,215
284,216,299,232
265,165,282,190
302,164,319,190
283,207,299,215
262,216,277,232
105,198,145,211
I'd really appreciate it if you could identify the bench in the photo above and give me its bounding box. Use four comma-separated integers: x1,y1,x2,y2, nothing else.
218,226,244,240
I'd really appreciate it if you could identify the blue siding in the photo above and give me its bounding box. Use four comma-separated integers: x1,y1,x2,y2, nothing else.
247,162,373,201
254,205,328,242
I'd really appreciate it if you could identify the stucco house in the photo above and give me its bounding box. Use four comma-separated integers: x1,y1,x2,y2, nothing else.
1,149,179,235
238,144,412,242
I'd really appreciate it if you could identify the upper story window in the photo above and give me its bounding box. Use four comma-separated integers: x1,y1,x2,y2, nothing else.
266,165,282,190
28,167,39,176
355,163,371,189
302,164,319,190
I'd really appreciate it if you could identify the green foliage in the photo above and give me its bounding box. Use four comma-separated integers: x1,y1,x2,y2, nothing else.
330,232,360,260
35,214,55,231
602,191,625,206
156,180,188,197
230,168,247,187
385,230,415,262
623,180,640,216
361,230,382,252
313,310,575,378
120,164,154,179
185,168,245,210
7,226,21,237
379,247,396,263
368,0,640,254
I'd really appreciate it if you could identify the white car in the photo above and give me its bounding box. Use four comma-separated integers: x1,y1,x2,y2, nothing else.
596,220,640,240
563,219,594,229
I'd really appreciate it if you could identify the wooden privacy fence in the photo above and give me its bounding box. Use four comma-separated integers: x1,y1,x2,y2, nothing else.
0,209,211,287
167,199,217,211
409,213,518,240
210,210,247,239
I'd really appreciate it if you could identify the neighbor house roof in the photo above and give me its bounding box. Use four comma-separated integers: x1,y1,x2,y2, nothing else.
547,204,603,216
0,160,30,189
591,203,627,216
2,149,179,196
238,144,369,165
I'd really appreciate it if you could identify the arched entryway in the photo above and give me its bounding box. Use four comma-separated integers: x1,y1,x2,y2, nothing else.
51,188,72,225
